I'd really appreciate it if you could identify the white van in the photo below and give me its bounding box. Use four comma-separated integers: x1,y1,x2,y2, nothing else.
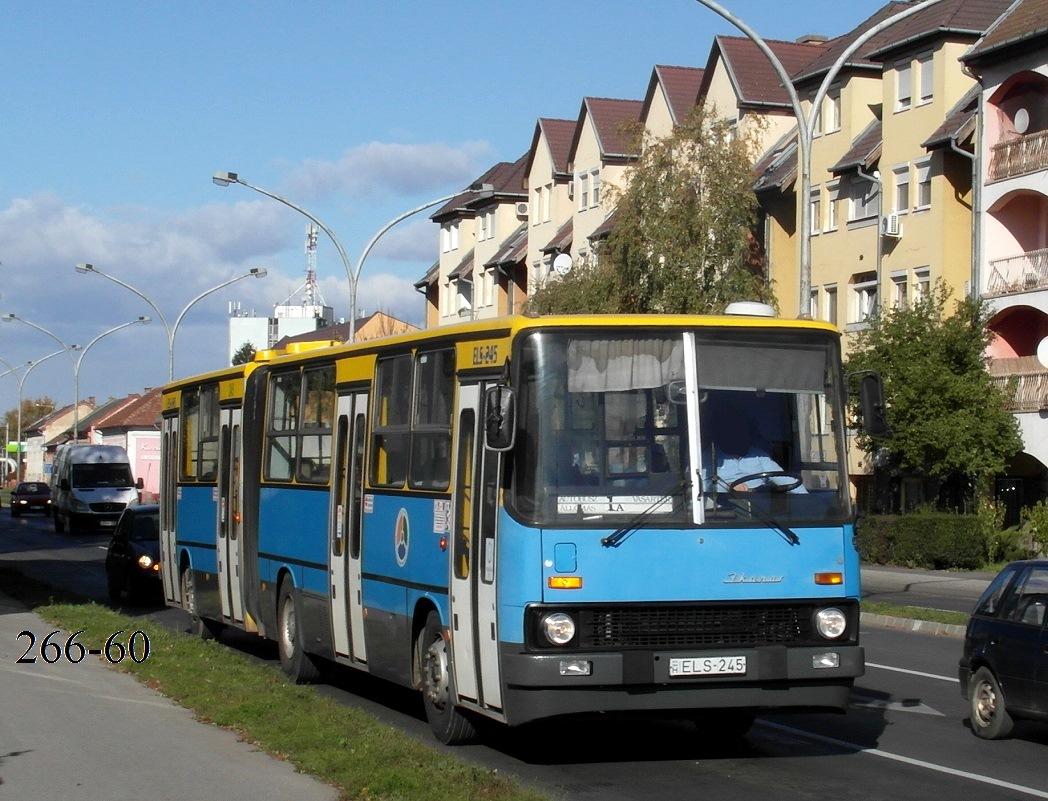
51,444,142,535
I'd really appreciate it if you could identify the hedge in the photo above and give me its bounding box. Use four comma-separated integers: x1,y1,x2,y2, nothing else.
855,512,986,570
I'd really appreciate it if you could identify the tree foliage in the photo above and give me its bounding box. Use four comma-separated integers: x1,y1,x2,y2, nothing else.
527,105,773,315
231,341,257,366
844,283,1022,508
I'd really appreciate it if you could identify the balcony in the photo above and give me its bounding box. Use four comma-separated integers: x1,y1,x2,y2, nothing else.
990,356,1048,411
986,247,1048,297
989,129,1048,182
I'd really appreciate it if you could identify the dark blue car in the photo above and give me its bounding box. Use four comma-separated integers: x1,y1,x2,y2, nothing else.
105,505,161,604
959,559,1048,739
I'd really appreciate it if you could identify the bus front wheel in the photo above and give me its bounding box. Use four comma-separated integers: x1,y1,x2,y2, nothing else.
419,611,476,745
277,581,320,684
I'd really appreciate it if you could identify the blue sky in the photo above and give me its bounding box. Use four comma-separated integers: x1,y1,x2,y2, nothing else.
0,1,879,417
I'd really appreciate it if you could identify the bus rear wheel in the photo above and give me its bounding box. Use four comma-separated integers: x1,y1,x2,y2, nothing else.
419,611,476,745
277,581,320,684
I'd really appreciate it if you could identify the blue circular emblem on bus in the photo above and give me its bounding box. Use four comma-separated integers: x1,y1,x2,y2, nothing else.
395,508,409,567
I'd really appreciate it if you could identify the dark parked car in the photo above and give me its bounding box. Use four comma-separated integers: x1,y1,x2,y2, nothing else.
959,559,1048,739
105,505,161,604
10,482,51,517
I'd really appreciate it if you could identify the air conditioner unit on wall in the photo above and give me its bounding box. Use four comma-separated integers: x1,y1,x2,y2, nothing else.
515,201,529,219
880,213,902,238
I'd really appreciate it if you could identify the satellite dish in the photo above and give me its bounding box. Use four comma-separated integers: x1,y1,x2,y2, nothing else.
1037,336,1048,369
1015,107,1030,135
552,253,573,275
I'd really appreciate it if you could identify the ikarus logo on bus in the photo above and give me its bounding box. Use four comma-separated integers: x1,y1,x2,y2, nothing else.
394,508,410,567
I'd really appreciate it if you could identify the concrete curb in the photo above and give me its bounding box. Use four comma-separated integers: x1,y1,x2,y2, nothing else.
861,611,966,638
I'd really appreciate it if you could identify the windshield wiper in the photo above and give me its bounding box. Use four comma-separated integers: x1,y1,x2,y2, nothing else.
601,480,690,548
711,477,801,546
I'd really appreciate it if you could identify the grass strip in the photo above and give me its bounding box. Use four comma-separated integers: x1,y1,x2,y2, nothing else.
861,600,968,627
0,570,548,801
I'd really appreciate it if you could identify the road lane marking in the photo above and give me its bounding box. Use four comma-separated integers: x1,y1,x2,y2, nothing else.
850,692,943,716
759,720,1048,799
866,661,956,683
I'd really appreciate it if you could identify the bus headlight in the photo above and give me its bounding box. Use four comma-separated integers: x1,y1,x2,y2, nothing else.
541,612,576,646
815,607,847,639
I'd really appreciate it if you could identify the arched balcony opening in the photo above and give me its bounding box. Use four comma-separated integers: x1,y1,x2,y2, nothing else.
987,305,1048,412
985,190,1048,296
987,71,1048,181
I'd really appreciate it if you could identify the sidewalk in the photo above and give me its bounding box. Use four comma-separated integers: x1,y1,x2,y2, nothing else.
0,591,338,801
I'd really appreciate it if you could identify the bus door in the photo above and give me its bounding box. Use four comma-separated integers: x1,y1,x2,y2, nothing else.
449,382,503,712
217,408,244,623
330,391,368,662
159,413,179,604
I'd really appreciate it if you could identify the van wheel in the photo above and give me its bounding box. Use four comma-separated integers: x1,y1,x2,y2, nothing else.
277,581,320,683
419,611,476,745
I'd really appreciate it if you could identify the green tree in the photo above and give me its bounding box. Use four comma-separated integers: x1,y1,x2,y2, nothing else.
231,341,257,366
527,105,773,315
844,283,1022,510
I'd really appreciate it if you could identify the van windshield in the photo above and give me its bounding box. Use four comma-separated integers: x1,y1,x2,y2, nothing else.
72,463,134,488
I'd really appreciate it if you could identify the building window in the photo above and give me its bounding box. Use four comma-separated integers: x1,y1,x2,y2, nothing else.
915,159,932,210
826,181,840,231
914,267,930,301
809,186,822,234
826,88,842,133
810,287,819,318
893,165,910,213
533,188,542,227
892,271,908,309
851,272,878,323
896,60,912,112
810,93,822,137
848,176,879,221
917,52,934,105
542,184,552,223
441,221,459,253
578,172,589,210
824,284,838,326
477,210,494,242
591,170,601,207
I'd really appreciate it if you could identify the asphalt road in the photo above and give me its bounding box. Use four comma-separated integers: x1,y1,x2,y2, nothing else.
3,511,1047,801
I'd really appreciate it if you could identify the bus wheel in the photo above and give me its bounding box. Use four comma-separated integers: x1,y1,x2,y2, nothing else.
180,568,219,641
419,611,476,745
277,581,320,684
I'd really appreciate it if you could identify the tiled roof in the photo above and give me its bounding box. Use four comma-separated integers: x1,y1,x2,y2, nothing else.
588,211,618,241
753,130,799,192
570,97,644,164
448,248,475,281
485,223,528,268
274,312,415,347
93,388,163,430
792,3,911,84
643,65,705,124
706,36,827,107
922,85,980,149
964,0,1048,64
431,154,528,221
831,119,883,174
524,118,577,183
541,219,574,254
414,260,439,289
866,0,1017,59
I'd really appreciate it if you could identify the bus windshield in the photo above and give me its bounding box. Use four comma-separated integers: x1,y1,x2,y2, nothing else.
511,328,850,526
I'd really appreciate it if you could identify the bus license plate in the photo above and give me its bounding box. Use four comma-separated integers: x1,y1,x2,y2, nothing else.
669,655,747,677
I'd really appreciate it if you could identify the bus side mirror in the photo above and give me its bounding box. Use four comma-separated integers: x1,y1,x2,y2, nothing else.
859,373,889,437
484,385,516,452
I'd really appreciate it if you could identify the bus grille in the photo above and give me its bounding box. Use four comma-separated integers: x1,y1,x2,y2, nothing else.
576,605,813,649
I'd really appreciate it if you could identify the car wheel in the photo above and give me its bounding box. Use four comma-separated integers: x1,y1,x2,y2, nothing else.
419,610,476,745
106,571,122,601
276,580,320,683
969,666,1014,740
54,513,65,533
11,507,19,518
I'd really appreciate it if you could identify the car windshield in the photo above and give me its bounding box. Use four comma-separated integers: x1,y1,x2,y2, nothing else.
130,513,159,541
510,328,850,527
71,463,133,488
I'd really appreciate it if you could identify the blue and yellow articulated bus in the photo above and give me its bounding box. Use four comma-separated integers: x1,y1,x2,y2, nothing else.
159,309,884,743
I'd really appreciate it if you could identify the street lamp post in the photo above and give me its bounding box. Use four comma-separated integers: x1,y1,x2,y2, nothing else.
72,317,151,442
1,313,79,444
14,350,68,480
75,263,267,380
213,171,492,342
